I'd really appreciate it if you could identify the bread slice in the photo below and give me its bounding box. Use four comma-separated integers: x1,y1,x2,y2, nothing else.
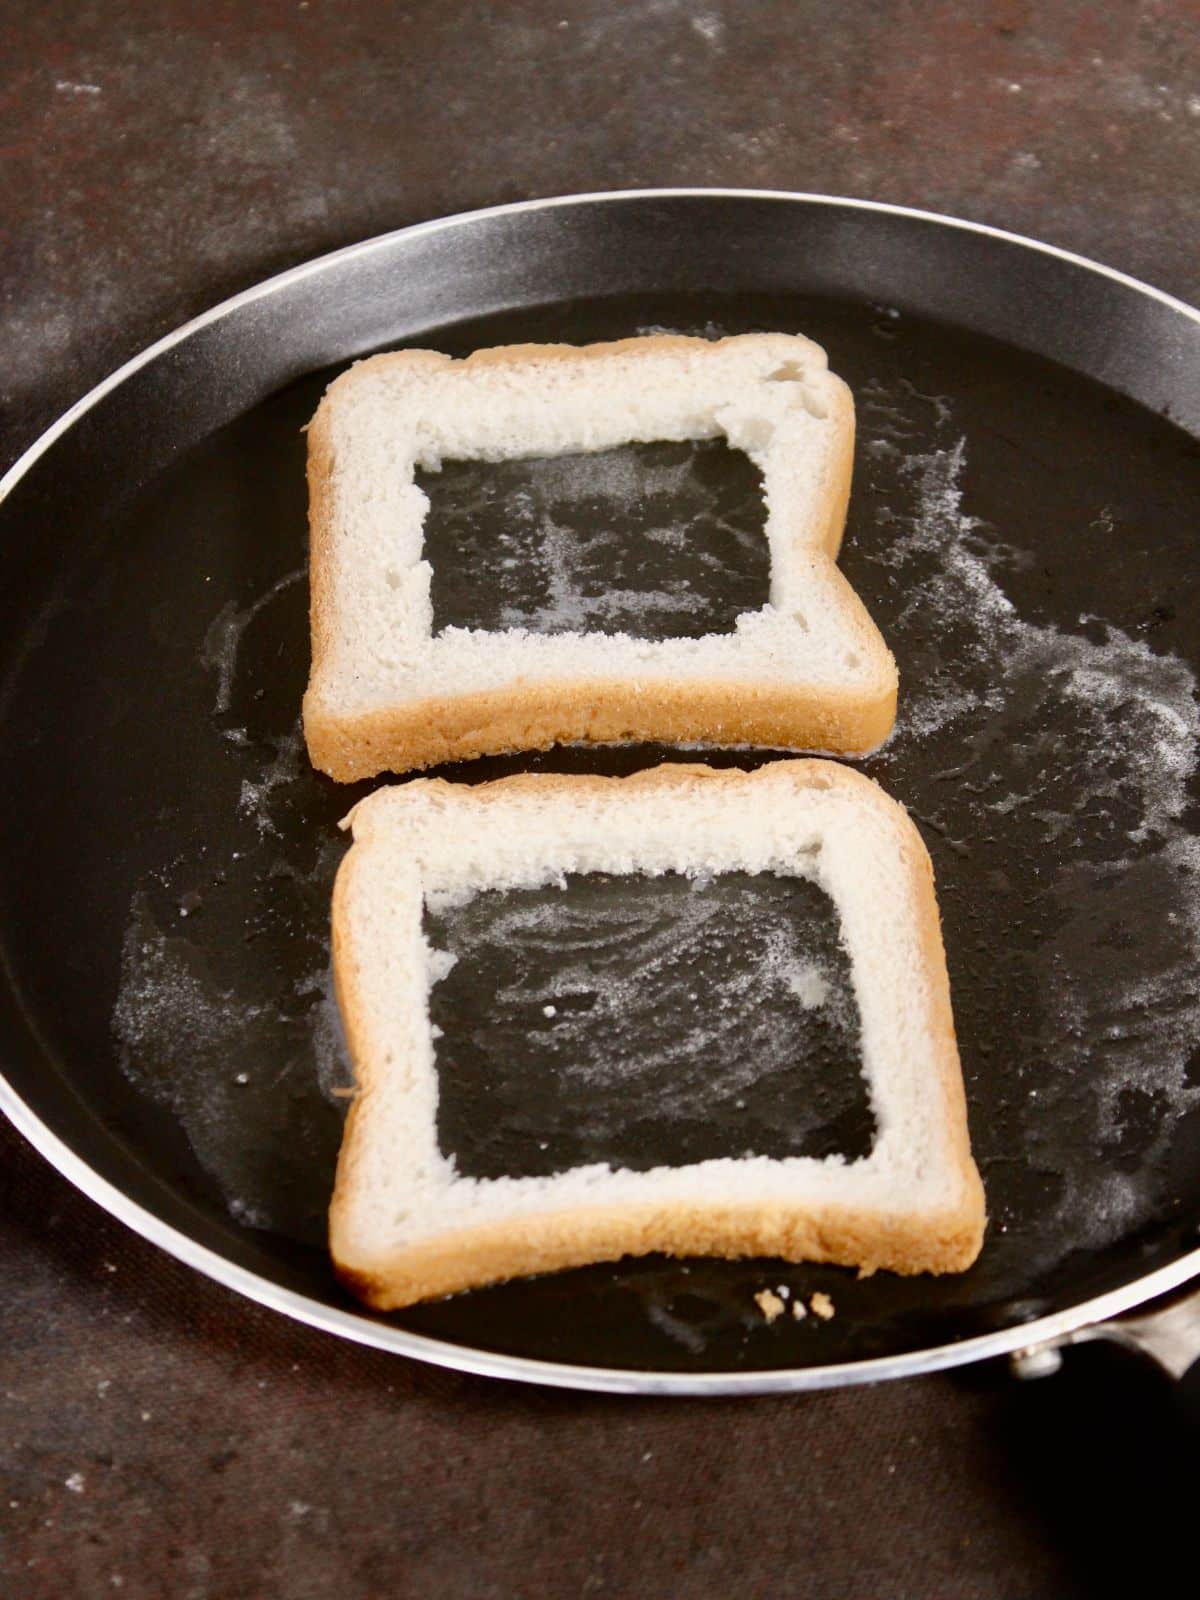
303,334,897,780
329,760,985,1310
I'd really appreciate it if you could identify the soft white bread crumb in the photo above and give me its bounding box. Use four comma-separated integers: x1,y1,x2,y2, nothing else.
329,760,985,1309
304,335,897,779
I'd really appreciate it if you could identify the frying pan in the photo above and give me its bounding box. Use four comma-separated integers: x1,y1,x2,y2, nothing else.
2,191,1199,1396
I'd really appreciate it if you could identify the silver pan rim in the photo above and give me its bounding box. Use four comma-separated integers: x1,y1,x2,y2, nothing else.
5,1067,1199,1394
3,188,1198,1394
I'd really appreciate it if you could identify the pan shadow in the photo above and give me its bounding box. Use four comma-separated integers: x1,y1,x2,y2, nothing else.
959,1345,1196,1596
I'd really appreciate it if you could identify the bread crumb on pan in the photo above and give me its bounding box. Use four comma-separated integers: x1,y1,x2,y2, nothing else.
754,1288,786,1324
810,1291,836,1321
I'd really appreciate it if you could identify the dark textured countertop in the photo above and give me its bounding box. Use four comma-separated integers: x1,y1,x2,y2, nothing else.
2,4,1197,1596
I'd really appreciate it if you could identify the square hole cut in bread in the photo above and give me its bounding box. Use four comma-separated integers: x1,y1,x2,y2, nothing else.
329,761,986,1310
304,335,898,780
419,437,772,641
426,866,875,1181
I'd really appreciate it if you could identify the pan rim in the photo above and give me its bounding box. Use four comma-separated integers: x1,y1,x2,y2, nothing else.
4,186,1198,507
2,187,1198,1393
4,1064,1199,1394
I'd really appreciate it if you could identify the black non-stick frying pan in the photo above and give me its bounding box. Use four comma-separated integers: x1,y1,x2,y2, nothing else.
2,191,1199,1395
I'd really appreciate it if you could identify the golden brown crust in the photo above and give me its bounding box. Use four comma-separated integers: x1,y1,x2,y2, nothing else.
326,845,381,1268
907,829,985,1205
341,755,903,824
336,1191,985,1312
327,760,986,1308
305,672,897,781
342,331,826,378
305,397,339,684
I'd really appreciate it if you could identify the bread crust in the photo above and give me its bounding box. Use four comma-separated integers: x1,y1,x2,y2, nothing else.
820,373,856,560
305,672,897,781
304,393,339,691
337,1192,985,1311
322,331,827,389
304,333,889,780
328,760,986,1308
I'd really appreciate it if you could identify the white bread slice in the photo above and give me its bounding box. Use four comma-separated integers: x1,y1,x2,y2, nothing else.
304,334,897,780
329,761,985,1310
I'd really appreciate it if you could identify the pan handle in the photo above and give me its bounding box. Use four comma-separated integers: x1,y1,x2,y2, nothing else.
1010,1282,1200,1384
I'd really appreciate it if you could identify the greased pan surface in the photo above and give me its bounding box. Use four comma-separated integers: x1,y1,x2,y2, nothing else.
1,193,1198,1394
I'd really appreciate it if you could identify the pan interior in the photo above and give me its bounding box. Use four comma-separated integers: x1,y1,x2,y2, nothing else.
1,283,1199,1375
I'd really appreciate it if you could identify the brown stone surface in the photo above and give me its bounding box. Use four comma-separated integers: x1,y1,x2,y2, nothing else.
1,3,1198,1595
